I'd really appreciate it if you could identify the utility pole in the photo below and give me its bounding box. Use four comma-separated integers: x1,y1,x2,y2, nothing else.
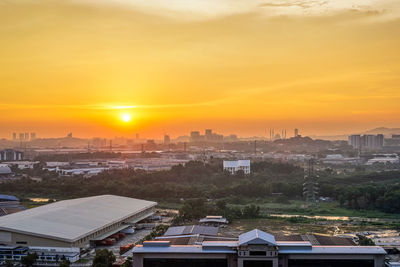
303,158,319,203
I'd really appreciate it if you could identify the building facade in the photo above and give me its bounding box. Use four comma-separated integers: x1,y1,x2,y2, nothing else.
0,149,23,162
132,229,386,267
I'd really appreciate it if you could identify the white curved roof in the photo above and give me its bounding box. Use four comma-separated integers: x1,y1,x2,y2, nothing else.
0,195,156,242
0,166,12,174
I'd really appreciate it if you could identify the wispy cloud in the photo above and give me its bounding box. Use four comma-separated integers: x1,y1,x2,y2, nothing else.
259,0,328,9
0,100,223,111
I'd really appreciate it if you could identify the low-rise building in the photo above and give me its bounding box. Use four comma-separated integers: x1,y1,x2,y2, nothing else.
365,154,400,165
0,245,80,263
0,194,25,216
321,154,361,165
132,229,386,267
223,160,250,174
199,216,229,226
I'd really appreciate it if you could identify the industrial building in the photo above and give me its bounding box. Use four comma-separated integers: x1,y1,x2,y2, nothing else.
223,160,251,174
0,195,157,248
132,229,386,267
0,165,12,177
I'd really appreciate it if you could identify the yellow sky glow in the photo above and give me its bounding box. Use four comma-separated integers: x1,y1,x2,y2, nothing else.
0,0,400,138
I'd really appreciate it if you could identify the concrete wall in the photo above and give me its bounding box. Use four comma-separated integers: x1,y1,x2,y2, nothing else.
0,231,72,247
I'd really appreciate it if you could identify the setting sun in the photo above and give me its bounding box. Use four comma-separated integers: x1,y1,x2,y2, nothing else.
121,113,132,122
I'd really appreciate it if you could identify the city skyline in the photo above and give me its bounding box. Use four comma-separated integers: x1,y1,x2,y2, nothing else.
2,126,400,141
1,0,400,138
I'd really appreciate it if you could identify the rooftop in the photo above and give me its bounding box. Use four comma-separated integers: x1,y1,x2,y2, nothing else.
134,229,386,256
0,195,156,242
164,225,219,237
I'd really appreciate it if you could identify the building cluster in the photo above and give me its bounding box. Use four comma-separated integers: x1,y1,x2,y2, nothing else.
43,157,189,177
190,129,224,142
12,132,36,141
348,134,384,150
0,195,396,266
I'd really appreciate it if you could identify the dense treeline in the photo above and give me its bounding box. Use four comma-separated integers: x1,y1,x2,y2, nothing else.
1,161,304,201
176,199,261,222
1,160,400,214
318,171,400,213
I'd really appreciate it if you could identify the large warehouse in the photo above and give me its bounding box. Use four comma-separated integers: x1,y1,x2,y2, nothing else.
0,195,157,248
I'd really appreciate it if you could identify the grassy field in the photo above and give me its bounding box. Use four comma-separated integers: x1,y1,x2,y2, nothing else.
229,199,400,220
159,198,400,220
219,216,400,237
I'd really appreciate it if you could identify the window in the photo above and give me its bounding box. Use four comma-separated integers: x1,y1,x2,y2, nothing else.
249,251,266,256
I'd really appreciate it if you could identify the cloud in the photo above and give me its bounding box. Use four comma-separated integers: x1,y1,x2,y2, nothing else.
259,0,328,9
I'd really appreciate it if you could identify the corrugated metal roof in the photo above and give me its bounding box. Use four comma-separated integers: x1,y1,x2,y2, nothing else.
239,229,276,246
0,166,12,175
223,160,250,168
164,225,219,237
0,195,19,201
279,246,386,255
0,195,156,242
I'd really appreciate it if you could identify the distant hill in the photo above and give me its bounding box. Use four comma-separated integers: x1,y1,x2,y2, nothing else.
363,127,400,136
310,127,400,140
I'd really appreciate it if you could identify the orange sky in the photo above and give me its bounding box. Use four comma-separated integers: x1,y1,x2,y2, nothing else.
1,0,400,139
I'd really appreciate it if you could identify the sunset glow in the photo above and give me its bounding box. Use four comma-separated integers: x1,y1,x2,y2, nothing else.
1,0,400,138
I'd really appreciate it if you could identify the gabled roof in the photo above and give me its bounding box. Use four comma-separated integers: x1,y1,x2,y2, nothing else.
239,229,276,246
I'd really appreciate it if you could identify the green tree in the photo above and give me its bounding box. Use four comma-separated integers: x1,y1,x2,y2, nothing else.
122,257,132,267
21,252,38,267
59,259,71,267
92,249,116,267
358,235,375,246
242,204,260,218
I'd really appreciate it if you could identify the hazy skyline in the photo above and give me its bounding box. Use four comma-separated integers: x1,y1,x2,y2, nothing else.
1,0,400,138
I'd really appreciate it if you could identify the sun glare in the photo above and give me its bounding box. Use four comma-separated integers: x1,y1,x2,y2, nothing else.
121,113,132,122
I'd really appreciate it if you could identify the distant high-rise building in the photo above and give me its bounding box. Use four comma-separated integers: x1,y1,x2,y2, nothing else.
205,129,212,140
164,135,171,145
190,131,201,142
12,133,17,141
294,128,299,137
0,149,23,161
376,134,384,148
19,133,24,141
30,133,36,140
136,133,140,140
67,133,72,138
348,135,361,149
362,135,377,150
350,134,384,150
24,132,29,141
